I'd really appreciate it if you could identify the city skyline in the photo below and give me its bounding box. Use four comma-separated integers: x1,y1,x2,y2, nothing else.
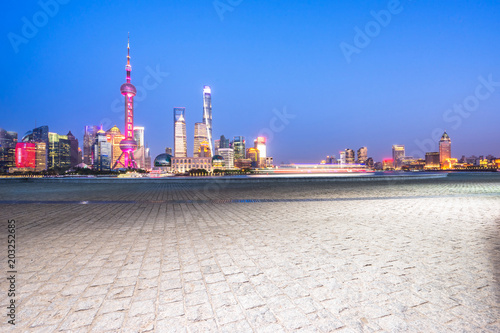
2,1,500,163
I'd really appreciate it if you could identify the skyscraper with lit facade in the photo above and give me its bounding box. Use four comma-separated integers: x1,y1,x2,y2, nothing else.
357,147,367,164
202,86,213,156
439,131,451,166
83,125,99,165
15,142,36,168
218,148,234,169
48,132,71,170
246,147,260,168
93,129,112,171
0,129,18,172
133,126,146,169
233,136,245,160
193,122,208,158
392,145,405,169
106,126,125,169
345,149,355,164
114,35,138,169
174,107,187,157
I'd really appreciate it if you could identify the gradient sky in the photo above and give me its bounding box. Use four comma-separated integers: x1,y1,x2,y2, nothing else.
2,0,499,163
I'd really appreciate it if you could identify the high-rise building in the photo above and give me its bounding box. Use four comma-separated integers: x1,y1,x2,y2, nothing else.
0,129,18,172
246,147,260,168
439,131,451,166
254,137,267,158
198,140,212,158
345,149,355,164
193,122,208,158
21,125,49,167
218,148,234,169
365,157,374,169
93,129,112,171
174,107,187,157
114,35,138,169
133,126,146,168
339,151,346,165
202,86,213,156
134,126,145,148
15,142,36,168
357,147,367,164
35,142,47,171
219,135,230,149
214,139,220,155
392,145,405,169
165,147,172,155
425,152,440,169
48,132,71,170
106,126,125,169
83,125,99,165
233,136,245,160
66,131,80,168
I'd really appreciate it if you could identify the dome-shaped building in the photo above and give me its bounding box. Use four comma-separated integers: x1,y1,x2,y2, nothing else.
154,154,172,168
212,155,224,169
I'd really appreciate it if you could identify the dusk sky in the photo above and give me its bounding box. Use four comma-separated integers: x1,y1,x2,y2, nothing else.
2,0,499,163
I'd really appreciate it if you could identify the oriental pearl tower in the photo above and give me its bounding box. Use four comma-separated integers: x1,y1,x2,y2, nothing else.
113,34,138,169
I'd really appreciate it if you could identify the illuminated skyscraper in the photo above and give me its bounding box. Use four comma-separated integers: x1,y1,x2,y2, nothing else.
114,35,138,169
106,126,125,169
83,125,99,165
357,147,367,164
218,148,234,169
246,147,260,168
93,129,112,171
202,86,213,156
0,129,18,172
193,122,208,158
198,140,212,158
133,126,146,169
439,131,451,165
339,151,346,165
392,145,405,169
174,107,187,157
15,142,36,168
345,149,355,164
134,126,145,148
35,142,47,171
233,136,245,160
254,137,267,158
48,132,70,170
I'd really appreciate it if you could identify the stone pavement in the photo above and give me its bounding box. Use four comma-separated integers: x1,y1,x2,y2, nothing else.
1,173,499,332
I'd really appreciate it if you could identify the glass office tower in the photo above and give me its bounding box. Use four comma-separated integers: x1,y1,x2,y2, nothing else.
174,108,187,157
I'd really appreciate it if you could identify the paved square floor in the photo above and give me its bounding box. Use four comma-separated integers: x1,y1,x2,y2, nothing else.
1,174,499,332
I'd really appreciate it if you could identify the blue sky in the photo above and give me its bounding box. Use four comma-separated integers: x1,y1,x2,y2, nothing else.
1,0,499,163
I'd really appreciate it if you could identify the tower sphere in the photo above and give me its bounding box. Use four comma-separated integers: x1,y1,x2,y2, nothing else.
119,138,137,153
120,82,137,96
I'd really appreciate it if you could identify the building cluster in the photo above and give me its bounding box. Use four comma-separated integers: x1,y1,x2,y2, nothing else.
153,86,274,174
383,132,500,171
318,131,500,171
0,126,81,173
